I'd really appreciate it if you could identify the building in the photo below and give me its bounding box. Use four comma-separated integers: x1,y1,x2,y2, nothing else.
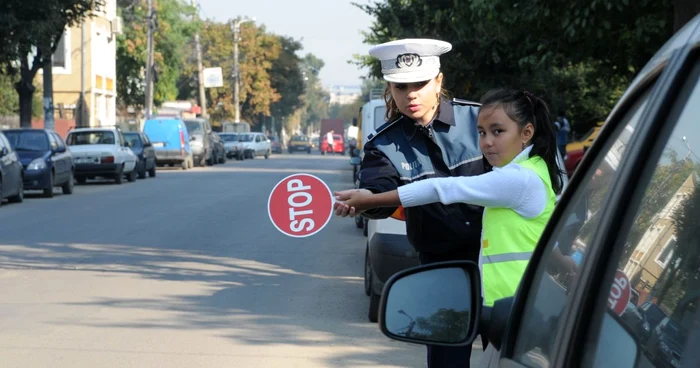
623,172,698,301
328,85,361,105
45,0,120,131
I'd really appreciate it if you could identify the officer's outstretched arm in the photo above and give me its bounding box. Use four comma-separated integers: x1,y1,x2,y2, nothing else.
358,141,400,220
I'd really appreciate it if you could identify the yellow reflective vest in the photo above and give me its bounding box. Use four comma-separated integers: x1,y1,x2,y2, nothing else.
481,155,556,307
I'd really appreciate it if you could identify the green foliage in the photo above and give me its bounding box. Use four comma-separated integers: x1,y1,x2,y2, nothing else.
354,0,675,136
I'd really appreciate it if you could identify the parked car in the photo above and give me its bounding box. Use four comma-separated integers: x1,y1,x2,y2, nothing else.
376,15,700,368
268,135,283,153
143,117,194,169
288,135,312,153
219,133,245,160
210,132,226,164
65,127,138,184
122,131,157,179
0,131,24,206
3,129,74,197
239,132,271,159
321,134,345,155
184,118,216,166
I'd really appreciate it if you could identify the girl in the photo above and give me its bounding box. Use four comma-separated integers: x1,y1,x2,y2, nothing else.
335,88,565,308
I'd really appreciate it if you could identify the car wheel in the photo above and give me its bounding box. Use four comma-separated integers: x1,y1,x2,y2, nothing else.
43,172,55,198
76,175,87,184
368,291,380,323
62,173,74,194
181,159,188,170
363,218,368,237
127,167,137,182
264,149,270,159
8,176,23,203
138,161,147,179
364,244,372,296
148,164,157,177
115,165,124,184
0,177,3,207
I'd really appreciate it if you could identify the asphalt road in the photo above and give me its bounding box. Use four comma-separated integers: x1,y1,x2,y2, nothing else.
0,151,482,367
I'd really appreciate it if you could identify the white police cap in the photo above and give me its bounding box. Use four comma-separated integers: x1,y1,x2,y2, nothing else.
369,39,452,83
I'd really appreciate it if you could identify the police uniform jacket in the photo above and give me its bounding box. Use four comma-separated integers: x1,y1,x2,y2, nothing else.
359,98,489,257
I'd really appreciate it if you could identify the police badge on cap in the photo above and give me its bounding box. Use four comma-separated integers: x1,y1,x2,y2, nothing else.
369,39,452,83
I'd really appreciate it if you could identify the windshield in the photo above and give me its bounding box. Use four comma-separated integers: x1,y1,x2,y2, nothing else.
123,133,143,148
239,134,254,142
292,136,307,142
185,121,203,134
220,134,239,142
3,131,50,151
664,320,688,342
66,131,115,145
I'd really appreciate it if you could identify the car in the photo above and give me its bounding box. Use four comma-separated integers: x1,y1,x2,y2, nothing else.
0,131,24,206
210,132,226,164
219,133,245,160
122,131,157,179
321,134,345,155
3,128,74,197
268,135,283,154
376,15,700,368
184,118,216,166
239,132,271,159
66,127,138,184
288,135,312,153
143,117,194,169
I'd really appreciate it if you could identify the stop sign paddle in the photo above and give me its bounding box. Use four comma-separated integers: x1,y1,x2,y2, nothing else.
268,173,334,238
608,269,631,316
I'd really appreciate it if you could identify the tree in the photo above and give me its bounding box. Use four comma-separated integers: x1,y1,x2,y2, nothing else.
267,36,305,134
194,20,281,130
299,53,329,133
117,0,197,110
353,0,678,136
0,0,100,127
0,70,42,118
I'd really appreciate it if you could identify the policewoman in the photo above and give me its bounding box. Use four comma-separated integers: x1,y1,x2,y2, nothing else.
334,39,488,367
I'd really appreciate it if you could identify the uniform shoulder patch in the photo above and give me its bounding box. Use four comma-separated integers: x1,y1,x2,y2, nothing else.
451,98,481,107
366,116,403,142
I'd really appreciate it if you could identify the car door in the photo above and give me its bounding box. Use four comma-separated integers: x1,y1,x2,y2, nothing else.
489,23,700,368
47,132,66,183
53,132,72,181
0,134,20,196
141,133,155,167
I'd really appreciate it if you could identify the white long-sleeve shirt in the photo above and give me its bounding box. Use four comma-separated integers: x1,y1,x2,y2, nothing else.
397,146,549,219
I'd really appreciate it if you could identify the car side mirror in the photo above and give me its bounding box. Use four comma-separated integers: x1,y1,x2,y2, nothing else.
0,147,8,157
380,261,482,347
56,145,66,153
124,141,130,147
190,136,196,141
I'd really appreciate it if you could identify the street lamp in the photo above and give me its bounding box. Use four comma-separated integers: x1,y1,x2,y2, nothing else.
232,16,255,123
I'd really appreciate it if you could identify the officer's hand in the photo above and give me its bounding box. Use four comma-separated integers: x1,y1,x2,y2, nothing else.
333,189,372,217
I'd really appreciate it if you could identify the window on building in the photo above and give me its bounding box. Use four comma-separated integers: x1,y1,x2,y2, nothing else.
52,31,68,68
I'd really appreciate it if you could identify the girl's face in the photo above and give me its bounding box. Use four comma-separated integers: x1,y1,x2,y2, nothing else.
477,105,534,167
389,74,443,125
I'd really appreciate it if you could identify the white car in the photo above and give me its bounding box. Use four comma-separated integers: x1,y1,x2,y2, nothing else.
65,127,138,184
238,132,272,159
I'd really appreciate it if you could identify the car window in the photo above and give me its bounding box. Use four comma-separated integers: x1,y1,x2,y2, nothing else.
512,86,655,367
4,131,50,152
582,61,700,368
53,133,66,150
67,131,115,145
185,121,203,134
46,132,58,150
124,134,142,148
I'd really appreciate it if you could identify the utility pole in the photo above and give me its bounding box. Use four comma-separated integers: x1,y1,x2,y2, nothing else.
191,0,207,117
144,0,155,118
231,17,254,123
76,20,88,128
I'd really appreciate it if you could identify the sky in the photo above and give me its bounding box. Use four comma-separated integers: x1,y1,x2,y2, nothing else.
197,0,376,89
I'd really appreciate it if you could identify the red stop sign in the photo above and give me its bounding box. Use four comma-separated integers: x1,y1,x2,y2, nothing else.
268,173,334,238
608,270,631,316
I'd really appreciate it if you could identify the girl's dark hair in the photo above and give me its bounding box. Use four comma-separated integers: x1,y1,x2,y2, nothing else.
479,88,564,194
